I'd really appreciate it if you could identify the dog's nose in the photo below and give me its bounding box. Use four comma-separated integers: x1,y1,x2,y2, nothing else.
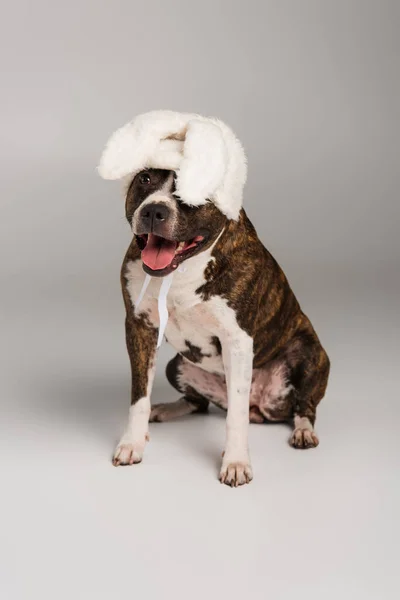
140,203,171,227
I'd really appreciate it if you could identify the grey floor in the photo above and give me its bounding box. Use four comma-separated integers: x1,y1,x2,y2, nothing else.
1,264,398,600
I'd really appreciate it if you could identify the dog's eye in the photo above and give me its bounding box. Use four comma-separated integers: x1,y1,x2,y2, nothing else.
139,172,151,185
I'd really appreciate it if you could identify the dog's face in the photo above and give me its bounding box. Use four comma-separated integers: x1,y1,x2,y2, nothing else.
126,169,227,276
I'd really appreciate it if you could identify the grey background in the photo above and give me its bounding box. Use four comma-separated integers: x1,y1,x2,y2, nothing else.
1,1,399,599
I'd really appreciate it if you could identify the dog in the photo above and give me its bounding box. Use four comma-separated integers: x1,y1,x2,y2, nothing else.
99,111,330,486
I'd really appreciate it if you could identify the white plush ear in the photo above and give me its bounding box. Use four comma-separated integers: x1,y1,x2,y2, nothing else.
98,110,191,180
210,118,248,221
174,119,228,206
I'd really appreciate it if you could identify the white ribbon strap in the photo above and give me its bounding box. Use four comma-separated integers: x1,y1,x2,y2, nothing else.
134,274,152,311
134,272,175,349
157,272,174,347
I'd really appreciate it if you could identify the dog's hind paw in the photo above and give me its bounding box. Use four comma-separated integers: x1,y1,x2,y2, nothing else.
289,428,319,449
150,398,201,422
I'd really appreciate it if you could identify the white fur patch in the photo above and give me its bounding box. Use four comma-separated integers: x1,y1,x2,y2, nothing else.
294,416,313,431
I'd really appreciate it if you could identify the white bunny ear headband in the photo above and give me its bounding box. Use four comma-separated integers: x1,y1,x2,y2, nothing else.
98,110,247,221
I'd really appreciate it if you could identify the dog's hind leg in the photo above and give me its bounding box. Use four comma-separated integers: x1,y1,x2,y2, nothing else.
150,354,217,422
154,354,271,424
286,333,330,449
150,396,207,422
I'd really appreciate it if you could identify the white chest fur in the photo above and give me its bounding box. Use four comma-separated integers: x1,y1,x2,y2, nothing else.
125,248,225,374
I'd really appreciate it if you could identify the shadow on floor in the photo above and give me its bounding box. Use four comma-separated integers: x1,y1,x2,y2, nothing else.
26,370,226,471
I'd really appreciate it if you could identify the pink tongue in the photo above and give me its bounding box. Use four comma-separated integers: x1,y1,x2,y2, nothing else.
141,234,177,270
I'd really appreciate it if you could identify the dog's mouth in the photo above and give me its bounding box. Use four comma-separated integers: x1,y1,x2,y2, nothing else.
136,233,206,276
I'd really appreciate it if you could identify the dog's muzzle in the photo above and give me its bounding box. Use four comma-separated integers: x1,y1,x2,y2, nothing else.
137,202,173,237
140,202,170,228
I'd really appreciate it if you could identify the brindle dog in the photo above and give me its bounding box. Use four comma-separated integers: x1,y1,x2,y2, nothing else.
113,169,330,486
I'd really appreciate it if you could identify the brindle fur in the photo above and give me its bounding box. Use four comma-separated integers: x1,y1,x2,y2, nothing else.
121,169,330,447
121,247,158,404
196,212,330,427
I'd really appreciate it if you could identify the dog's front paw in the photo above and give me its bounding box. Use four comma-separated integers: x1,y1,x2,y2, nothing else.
289,428,319,449
219,460,253,487
112,438,147,466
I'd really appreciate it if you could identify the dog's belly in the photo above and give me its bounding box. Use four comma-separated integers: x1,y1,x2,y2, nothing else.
179,358,294,420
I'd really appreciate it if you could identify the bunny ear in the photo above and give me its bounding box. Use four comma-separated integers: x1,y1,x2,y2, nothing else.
98,110,247,221
176,117,247,220
174,119,228,207
97,110,191,180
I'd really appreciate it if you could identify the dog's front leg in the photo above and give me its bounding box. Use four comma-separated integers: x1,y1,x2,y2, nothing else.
113,313,157,466
219,333,254,486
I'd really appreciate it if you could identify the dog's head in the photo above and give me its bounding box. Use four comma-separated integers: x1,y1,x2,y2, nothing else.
99,111,248,274
126,168,227,276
